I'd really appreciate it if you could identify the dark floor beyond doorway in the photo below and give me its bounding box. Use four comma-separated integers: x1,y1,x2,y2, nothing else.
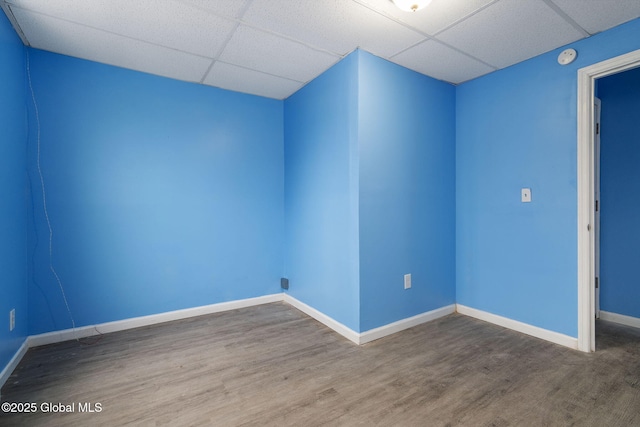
1,303,639,426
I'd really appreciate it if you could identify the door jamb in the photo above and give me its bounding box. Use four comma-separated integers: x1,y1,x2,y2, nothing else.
577,49,640,352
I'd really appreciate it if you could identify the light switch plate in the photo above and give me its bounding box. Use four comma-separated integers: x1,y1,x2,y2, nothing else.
521,188,532,203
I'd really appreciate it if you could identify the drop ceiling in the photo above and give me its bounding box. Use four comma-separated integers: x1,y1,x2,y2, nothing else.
2,0,640,99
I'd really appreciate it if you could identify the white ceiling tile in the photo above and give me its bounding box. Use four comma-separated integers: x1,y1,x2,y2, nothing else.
8,0,249,21
7,0,237,58
172,0,251,20
391,39,495,84
218,24,340,82
357,0,496,36
13,8,212,83
204,61,303,99
436,0,585,68
242,0,425,57
551,0,640,35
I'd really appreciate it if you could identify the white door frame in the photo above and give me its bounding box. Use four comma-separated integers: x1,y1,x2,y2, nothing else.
593,97,601,320
577,49,640,352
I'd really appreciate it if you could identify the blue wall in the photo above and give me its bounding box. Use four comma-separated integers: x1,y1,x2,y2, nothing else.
456,18,640,337
284,52,360,331
358,52,456,331
285,50,456,332
0,12,28,373
27,50,284,334
598,66,640,319
2,9,639,372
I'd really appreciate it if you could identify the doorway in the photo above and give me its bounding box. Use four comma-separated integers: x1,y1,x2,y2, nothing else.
594,68,640,331
577,48,640,352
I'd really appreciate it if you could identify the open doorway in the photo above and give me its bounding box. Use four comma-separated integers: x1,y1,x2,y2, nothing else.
577,49,640,352
595,68,640,331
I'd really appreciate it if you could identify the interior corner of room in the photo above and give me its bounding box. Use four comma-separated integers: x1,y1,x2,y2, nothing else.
2,0,640,408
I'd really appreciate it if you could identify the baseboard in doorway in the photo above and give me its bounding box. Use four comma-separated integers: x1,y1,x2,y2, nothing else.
600,311,640,329
456,304,578,350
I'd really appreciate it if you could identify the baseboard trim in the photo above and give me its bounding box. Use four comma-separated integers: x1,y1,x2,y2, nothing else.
456,304,578,350
28,294,284,348
10,296,576,393
283,294,456,345
3,295,455,391
282,294,360,344
600,311,640,329
0,339,29,395
359,304,456,344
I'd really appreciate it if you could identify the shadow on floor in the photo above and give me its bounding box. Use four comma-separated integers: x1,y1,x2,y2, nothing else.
595,319,640,352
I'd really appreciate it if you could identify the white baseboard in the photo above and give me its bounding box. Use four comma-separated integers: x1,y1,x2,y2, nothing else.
0,339,29,396
283,294,360,344
2,294,283,391
456,304,578,350
284,294,455,345
28,294,284,348
600,311,640,329
3,294,453,392
359,304,456,344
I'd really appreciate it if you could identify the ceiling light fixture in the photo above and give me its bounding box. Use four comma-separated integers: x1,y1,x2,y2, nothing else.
391,0,432,12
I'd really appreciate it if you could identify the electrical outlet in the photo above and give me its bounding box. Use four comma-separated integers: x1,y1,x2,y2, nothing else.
404,274,411,289
9,309,15,331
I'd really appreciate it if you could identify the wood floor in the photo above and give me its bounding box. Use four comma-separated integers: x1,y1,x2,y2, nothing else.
1,302,639,426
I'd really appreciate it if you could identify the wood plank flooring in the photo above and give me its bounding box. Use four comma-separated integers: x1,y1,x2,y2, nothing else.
1,302,639,426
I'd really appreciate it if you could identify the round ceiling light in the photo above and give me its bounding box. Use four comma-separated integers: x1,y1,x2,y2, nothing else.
391,0,433,12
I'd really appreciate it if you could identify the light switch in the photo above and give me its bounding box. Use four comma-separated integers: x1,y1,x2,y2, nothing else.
404,274,411,289
521,188,532,203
